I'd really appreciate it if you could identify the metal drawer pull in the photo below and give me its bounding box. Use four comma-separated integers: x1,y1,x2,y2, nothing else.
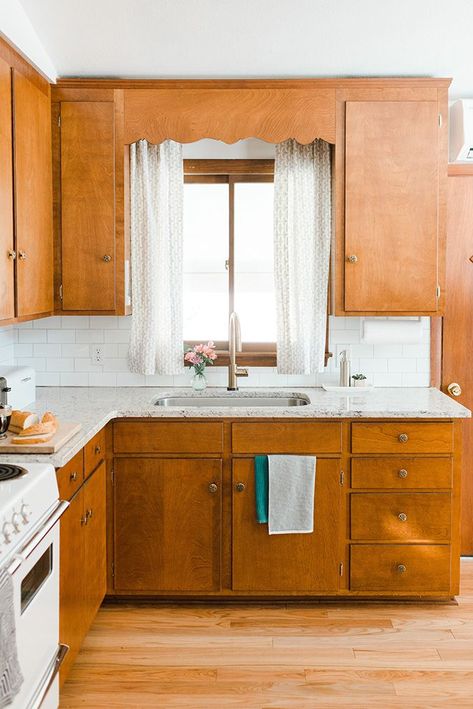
18,251,27,260
70,472,78,482
103,254,112,262
347,254,358,263
235,482,246,492
80,515,88,526
398,513,408,522
397,564,407,574
86,508,93,519
95,445,101,455
208,483,218,493
7,250,16,260
398,433,409,443
398,469,408,479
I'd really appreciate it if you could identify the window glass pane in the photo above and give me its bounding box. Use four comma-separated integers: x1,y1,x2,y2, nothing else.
183,183,229,341
234,182,276,342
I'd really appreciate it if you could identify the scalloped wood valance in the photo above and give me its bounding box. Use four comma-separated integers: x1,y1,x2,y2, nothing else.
123,87,336,145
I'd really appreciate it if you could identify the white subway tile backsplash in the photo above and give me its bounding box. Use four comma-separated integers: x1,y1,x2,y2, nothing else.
47,330,75,344
8,315,430,388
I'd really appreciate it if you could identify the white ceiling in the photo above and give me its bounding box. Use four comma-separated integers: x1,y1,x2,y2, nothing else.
17,0,473,98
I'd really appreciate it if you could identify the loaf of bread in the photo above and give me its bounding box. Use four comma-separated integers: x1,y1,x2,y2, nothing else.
19,411,58,438
11,432,55,445
8,410,39,434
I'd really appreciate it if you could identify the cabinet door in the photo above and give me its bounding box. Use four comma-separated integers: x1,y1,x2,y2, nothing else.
59,489,86,686
60,101,115,311
114,458,222,591
232,458,341,592
13,71,53,317
83,461,107,621
344,101,439,312
0,58,14,321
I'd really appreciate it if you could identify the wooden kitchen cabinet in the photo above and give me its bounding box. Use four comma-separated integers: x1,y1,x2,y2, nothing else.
232,458,341,592
342,99,442,314
113,458,222,592
59,451,107,686
0,57,14,321
13,70,53,318
60,101,116,311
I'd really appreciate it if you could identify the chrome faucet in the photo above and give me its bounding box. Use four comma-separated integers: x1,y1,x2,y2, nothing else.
228,312,248,391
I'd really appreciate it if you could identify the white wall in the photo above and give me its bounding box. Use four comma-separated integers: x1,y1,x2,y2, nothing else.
17,0,473,98
0,0,56,80
10,316,430,388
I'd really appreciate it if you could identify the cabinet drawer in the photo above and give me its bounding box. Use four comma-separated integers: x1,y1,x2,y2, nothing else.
351,492,451,541
56,450,84,500
351,458,453,489
350,544,451,592
232,422,342,454
351,422,453,454
113,422,223,454
85,428,106,477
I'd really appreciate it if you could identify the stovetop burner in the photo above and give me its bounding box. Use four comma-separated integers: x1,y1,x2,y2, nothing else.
0,464,28,481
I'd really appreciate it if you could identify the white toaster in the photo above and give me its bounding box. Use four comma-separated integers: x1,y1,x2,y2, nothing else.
0,366,36,409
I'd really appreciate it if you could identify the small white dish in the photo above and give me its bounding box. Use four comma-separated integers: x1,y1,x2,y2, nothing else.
322,384,374,394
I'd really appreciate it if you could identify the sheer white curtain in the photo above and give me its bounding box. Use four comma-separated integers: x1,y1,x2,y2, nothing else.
128,139,184,375
274,139,331,375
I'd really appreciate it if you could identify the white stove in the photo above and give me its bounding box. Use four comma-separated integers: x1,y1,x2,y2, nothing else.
0,463,69,709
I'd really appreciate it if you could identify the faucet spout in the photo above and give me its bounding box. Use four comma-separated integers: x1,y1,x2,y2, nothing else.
228,312,248,391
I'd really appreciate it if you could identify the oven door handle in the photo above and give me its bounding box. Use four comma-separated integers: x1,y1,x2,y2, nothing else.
7,500,69,576
27,643,69,709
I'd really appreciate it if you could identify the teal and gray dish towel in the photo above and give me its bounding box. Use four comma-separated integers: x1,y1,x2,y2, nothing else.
254,455,316,534
0,569,23,707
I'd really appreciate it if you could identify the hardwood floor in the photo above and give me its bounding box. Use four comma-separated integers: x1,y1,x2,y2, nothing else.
60,560,473,708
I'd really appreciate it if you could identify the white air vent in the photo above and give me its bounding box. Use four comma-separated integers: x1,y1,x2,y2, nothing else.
450,99,473,162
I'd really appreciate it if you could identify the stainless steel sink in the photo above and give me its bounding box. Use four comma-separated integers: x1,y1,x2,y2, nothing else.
154,394,310,407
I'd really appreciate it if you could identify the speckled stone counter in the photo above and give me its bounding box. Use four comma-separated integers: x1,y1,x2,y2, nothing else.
0,386,469,468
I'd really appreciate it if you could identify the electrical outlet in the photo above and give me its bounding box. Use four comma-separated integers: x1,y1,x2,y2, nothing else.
93,347,104,365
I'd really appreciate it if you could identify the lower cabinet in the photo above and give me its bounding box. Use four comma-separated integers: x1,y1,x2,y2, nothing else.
60,461,106,685
232,458,341,592
113,458,222,592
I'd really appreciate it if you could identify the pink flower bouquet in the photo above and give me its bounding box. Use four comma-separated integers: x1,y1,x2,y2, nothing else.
184,341,217,376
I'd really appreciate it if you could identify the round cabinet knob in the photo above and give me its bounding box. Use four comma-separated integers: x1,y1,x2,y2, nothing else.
95,445,101,455
397,564,407,574
70,472,78,482
398,512,408,522
11,513,22,532
21,504,32,523
347,254,358,264
7,250,16,261
398,469,408,479
18,251,27,261
235,482,246,492
208,483,218,494
102,254,112,262
448,382,462,397
398,433,409,443
3,522,14,543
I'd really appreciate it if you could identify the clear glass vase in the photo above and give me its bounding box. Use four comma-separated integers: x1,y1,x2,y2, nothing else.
191,371,207,392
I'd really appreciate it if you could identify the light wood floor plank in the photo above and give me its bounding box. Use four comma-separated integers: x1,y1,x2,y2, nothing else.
60,559,473,708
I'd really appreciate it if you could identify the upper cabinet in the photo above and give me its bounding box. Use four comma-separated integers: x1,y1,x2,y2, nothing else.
60,101,116,311
0,58,14,321
343,100,441,314
53,79,449,318
13,71,53,318
0,37,53,325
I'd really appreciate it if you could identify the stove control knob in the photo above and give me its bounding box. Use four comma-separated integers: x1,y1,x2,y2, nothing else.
11,513,22,532
21,504,32,523
3,522,14,543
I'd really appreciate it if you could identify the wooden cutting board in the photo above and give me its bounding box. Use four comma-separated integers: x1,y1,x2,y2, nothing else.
0,422,82,453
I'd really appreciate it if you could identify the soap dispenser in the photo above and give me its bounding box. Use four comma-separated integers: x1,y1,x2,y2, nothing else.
339,349,351,387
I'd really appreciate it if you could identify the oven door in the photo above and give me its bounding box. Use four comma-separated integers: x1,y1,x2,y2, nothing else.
8,501,69,709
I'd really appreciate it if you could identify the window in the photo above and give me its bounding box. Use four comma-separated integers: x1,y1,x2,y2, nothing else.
183,160,276,365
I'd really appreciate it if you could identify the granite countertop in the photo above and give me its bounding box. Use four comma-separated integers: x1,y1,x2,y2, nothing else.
0,386,469,468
